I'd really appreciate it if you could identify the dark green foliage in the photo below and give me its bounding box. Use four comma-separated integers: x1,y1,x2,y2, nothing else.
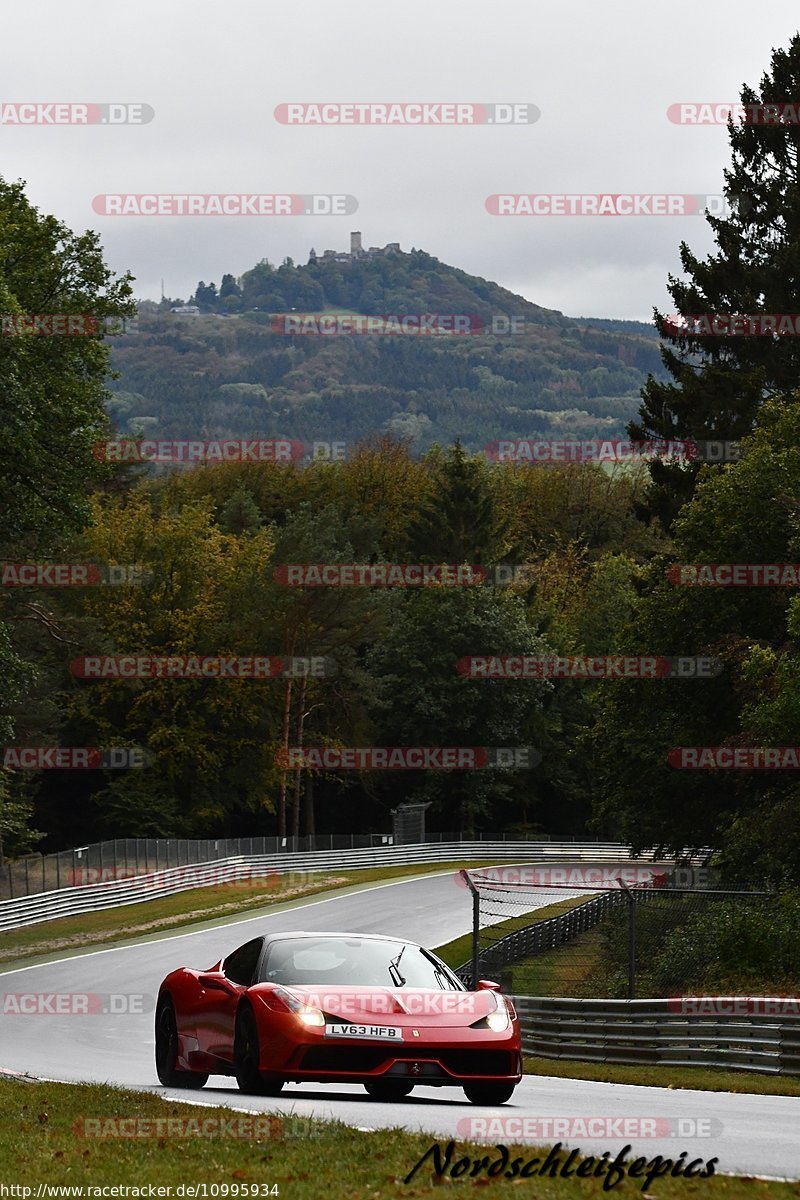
631,34,800,527
596,895,800,996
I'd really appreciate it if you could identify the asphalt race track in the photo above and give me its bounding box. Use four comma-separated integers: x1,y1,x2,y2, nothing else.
1,866,799,1181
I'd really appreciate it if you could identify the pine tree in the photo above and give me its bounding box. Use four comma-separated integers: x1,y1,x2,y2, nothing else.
218,486,262,535
408,442,507,563
631,34,800,528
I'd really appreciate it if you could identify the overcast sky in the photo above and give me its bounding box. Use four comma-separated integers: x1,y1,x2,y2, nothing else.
2,1,799,321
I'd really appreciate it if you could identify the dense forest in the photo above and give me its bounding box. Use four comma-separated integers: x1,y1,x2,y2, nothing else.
106,251,665,453
3,412,799,890
1,424,665,853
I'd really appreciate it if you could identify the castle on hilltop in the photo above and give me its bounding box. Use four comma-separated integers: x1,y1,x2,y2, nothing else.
309,231,401,265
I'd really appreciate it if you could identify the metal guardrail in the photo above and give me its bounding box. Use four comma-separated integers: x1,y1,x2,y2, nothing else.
514,996,800,1075
0,841,665,932
1,833,449,900
1,832,709,902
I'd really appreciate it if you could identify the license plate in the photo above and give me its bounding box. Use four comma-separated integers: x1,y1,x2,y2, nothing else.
324,1023,403,1040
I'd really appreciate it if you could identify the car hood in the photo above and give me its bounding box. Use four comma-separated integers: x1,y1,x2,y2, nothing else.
250,983,500,1027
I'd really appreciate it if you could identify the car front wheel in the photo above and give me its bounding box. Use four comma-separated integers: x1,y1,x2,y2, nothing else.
155,994,208,1089
234,1005,283,1095
462,1082,516,1105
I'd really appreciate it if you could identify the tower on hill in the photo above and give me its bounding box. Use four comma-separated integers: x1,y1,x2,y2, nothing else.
311,233,400,265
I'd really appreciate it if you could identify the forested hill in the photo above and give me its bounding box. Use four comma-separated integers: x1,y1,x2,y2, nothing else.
109,247,665,451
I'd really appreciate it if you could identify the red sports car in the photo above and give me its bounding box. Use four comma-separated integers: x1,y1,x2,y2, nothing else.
156,930,522,1104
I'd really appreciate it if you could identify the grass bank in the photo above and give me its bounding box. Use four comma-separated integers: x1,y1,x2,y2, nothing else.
0,1076,790,1198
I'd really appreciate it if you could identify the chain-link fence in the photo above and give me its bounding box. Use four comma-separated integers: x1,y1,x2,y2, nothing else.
457,865,775,998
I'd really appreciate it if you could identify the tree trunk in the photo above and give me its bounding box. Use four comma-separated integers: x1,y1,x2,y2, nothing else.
305,773,315,841
278,676,293,839
291,674,308,841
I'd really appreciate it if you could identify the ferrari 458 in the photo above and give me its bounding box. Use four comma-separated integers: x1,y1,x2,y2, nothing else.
155,930,522,1104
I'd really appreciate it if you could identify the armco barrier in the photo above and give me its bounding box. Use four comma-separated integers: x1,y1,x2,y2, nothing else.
1,833,471,900
0,841,688,932
514,996,800,1075
2,833,707,901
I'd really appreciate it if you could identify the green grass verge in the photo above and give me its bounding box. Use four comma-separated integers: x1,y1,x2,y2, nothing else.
508,922,605,996
434,895,591,972
0,862,501,970
0,1076,792,1197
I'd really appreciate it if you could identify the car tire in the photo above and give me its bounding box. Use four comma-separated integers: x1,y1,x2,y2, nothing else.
364,1080,414,1101
462,1082,516,1105
234,1005,283,1095
155,994,208,1089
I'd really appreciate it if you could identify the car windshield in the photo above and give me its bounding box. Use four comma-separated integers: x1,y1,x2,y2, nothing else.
258,936,464,990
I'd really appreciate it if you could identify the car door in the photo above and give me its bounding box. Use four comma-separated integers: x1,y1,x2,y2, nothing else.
200,937,264,1061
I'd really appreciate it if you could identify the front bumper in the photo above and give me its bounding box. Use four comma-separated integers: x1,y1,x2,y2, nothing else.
259,1014,523,1086
293,1042,523,1085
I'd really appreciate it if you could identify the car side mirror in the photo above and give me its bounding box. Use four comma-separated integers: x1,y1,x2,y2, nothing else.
199,972,238,993
476,979,501,992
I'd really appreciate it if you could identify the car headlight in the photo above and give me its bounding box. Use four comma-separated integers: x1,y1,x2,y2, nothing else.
297,1007,325,1027
472,993,510,1032
270,985,325,1026
486,995,510,1032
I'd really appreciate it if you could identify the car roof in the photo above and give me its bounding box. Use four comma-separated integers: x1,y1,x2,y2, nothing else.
262,931,415,945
